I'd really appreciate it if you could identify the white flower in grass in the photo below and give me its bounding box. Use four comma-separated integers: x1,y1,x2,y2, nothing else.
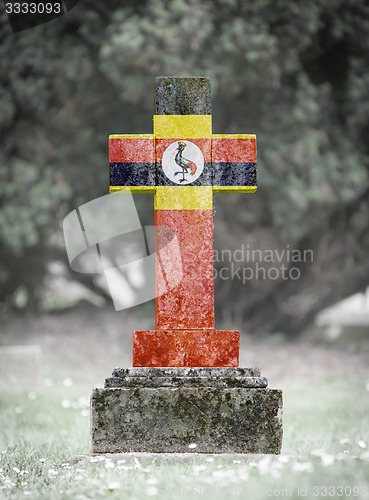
27,392,37,400
63,378,73,387
311,449,325,457
117,465,130,470
188,443,197,449
292,462,314,472
48,469,58,477
116,459,126,464
78,396,89,407
24,491,31,496
339,438,349,444
193,464,207,472
146,477,158,485
271,468,281,479
108,482,121,491
238,468,249,481
61,400,70,409
81,410,89,417
206,457,214,463
321,454,335,466
15,407,22,414
39,459,46,463
104,462,114,469
256,455,272,474
358,440,367,449
13,467,20,473
146,486,158,496
90,458,99,463
335,453,349,460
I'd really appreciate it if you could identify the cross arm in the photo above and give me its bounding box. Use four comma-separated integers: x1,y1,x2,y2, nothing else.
212,134,257,193
109,134,156,193
109,132,257,193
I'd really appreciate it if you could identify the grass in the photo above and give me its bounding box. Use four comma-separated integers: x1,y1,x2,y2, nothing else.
0,377,369,499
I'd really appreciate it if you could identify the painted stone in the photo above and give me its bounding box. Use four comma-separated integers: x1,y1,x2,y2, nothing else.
155,209,214,330
132,330,239,367
108,77,258,366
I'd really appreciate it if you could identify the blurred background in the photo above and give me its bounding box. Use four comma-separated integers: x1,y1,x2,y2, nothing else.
1,0,369,385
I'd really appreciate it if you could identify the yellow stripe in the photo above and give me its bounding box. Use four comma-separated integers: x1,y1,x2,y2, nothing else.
109,134,154,139
212,134,256,139
154,115,212,138
213,186,257,193
155,186,213,210
109,186,156,193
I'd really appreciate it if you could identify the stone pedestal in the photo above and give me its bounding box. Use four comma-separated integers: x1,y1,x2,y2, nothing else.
91,368,283,454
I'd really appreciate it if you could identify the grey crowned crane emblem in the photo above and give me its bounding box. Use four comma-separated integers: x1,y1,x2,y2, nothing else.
174,141,197,183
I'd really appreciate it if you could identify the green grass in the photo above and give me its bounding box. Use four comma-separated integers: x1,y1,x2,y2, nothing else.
0,378,369,499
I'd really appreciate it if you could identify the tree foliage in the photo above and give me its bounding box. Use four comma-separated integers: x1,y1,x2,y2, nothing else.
0,0,369,333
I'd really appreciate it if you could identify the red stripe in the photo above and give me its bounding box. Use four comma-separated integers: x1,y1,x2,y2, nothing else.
109,138,155,162
156,138,211,162
212,137,257,163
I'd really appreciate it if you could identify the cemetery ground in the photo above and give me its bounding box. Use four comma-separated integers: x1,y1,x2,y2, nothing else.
1,305,369,499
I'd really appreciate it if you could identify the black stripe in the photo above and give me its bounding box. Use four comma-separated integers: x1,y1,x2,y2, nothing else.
110,162,257,188
212,162,257,187
110,162,156,187
156,162,212,187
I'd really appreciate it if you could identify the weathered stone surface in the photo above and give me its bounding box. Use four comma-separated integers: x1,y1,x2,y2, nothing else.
107,366,266,389
155,77,212,115
91,386,283,454
113,367,261,377
105,375,268,388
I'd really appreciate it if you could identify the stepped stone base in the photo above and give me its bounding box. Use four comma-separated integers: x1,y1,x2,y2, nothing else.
91,368,283,454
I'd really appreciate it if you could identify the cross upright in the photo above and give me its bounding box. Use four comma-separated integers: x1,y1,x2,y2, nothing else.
109,77,257,367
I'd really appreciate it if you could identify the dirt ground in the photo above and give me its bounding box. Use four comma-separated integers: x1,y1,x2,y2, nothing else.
1,303,369,388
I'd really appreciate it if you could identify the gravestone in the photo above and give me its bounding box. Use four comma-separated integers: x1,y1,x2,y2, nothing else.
91,77,283,453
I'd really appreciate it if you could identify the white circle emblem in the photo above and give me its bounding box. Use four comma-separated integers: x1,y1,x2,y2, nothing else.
162,140,204,185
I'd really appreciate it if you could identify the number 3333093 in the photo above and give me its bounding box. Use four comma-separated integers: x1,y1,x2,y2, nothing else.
5,2,62,14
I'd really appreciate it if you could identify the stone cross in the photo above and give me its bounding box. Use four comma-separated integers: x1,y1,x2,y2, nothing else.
109,77,257,367
91,77,282,455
